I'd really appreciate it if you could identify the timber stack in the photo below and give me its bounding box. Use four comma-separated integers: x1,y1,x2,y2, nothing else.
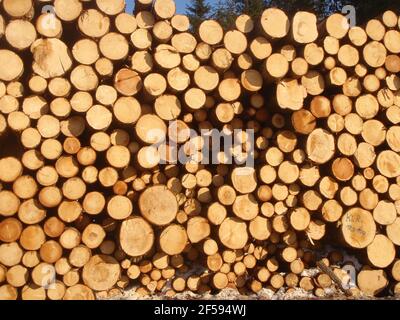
0,0,400,300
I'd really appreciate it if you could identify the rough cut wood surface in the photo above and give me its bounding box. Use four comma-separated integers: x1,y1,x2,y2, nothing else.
0,0,399,300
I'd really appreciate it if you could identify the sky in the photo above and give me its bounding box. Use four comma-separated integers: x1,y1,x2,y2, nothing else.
126,0,217,14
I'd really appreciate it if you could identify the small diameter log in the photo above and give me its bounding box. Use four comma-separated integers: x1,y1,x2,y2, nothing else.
264,53,289,80
331,158,354,182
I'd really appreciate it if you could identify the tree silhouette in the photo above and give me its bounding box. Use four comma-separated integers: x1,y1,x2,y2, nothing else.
342,0,398,24
265,0,343,19
192,0,399,31
186,0,213,31
212,0,265,29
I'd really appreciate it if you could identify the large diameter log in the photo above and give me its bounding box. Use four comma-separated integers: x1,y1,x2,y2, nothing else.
54,0,83,21
5,20,37,51
0,285,18,300
0,157,23,183
78,9,110,38
357,269,388,297
159,224,188,256
292,110,316,134
231,167,257,194
292,12,318,44
107,195,132,220
187,217,210,244
120,217,154,257
377,151,400,178
72,39,99,65
367,235,395,268
114,68,142,96
0,242,23,267
387,218,400,246
63,284,95,300
0,218,22,243
135,114,167,144
363,41,387,68
70,65,98,92
96,0,125,16
233,194,259,221
31,39,72,79
260,8,289,39
264,53,289,79
325,13,349,39
139,185,178,226
224,30,247,55
82,255,121,291
18,199,46,225
219,218,248,250
306,129,335,164
341,208,376,249
2,0,33,18
276,79,306,110
0,50,24,81
199,20,223,45
154,0,176,19
249,216,271,241
99,33,129,61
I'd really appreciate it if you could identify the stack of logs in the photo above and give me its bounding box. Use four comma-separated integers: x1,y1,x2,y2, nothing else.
0,0,400,300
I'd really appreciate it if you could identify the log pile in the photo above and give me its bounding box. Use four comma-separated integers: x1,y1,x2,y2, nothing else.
0,0,400,300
